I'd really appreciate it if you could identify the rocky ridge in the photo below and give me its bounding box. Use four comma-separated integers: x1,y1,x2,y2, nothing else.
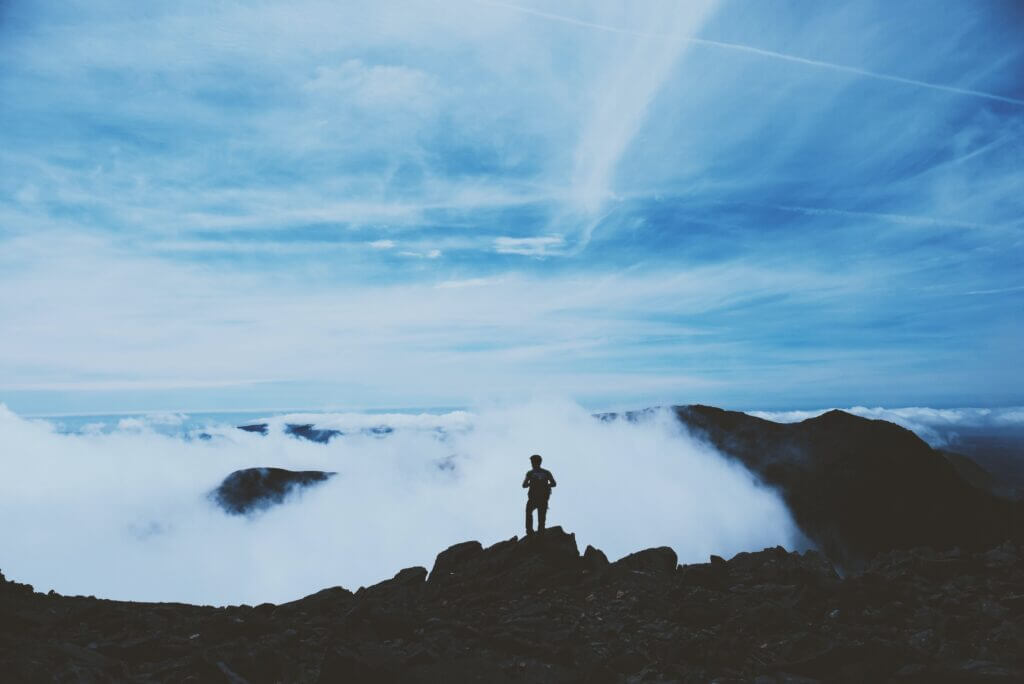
673,406,1023,570
2,528,1021,683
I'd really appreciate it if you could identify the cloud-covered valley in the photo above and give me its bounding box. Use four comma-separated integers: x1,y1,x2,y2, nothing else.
0,401,802,605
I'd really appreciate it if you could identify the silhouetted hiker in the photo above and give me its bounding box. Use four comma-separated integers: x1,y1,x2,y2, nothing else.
522,454,556,535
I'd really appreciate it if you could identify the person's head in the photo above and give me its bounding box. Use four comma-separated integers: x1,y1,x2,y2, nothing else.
530,454,542,467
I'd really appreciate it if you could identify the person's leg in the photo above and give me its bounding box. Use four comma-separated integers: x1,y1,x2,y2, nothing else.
525,500,535,535
538,502,547,532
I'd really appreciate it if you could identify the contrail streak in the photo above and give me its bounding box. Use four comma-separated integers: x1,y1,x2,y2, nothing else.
963,284,1024,296
764,203,997,231
475,0,1024,107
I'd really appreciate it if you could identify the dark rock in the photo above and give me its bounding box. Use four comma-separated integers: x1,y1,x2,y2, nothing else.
678,560,728,590
425,529,583,602
0,535,1021,682
612,546,677,574
523,526,580,569
210,467,336,515
317,645,393,683
238,423,268,435
367,566,428,593
428,540,484,583
0,569,34,596
583,545,609,571
391,566,428,586
238,422,399,442
772,639,905,680
216,660,251,683
284,423,343,443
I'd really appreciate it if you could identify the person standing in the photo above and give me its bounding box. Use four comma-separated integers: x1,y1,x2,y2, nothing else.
522,454,556,535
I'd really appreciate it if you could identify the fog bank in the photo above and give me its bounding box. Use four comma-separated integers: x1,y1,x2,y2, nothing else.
0,400,801,605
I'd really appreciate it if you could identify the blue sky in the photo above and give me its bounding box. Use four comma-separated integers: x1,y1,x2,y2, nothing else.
1,0,1022,414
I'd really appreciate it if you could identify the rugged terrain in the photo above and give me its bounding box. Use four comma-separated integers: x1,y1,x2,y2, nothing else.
3,528,1022,683
5,407,1022,682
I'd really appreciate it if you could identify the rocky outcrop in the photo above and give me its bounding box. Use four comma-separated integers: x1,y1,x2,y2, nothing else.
237,424,269,435
675,405,1023,569
237,423,343,443
283,424,344,444
2,530,1021,682
210,467,335,515
236,423,393,443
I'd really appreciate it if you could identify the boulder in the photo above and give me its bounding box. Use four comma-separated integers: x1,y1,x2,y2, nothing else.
612,546,677,574
428,541,484,583
235,422,343,443
583,545,609,571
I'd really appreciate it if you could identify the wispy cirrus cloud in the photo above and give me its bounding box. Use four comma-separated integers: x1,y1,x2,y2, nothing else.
493,235,565,256
1,0,1022,413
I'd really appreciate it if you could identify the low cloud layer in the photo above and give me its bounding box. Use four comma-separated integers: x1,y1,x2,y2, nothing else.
0,400,801,605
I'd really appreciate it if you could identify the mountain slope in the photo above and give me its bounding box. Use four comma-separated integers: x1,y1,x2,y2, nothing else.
675,405,1022,569
2,529,1021,682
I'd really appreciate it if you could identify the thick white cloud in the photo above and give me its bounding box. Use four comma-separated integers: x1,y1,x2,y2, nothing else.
0,401,801,605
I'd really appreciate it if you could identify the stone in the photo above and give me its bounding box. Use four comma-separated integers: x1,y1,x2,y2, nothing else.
583,545,610,571
428,540,483,583
613,547,678,574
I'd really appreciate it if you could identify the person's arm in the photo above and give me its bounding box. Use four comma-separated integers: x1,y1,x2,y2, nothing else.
522,472,530,488
548,471,557,488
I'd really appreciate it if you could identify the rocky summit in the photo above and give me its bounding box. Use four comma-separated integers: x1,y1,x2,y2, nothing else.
2,528,1022,683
